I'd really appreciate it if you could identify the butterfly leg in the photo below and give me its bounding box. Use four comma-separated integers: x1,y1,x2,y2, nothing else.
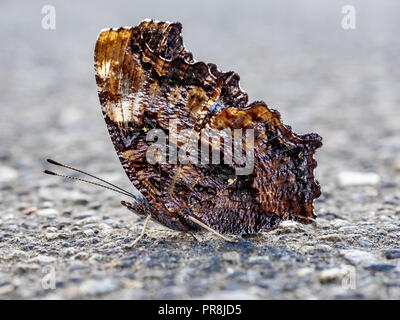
187,231,202,242
121,200,155,248
186,215,238,243
122,200,237,244
124,214,151,249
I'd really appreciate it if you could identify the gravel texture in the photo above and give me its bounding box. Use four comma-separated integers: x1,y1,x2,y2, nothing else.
0,0,399,299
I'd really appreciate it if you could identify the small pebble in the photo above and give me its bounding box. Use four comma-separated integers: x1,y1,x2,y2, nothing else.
337,171,380,187
387,225,400,232
365,264,396,272
340,249,377,265
74,252,89,260
385,249,400,259
45,232,58,240
278,221,306,233
63,248,76,256
80,278,120,295
91,237,100,244
20,207,37,216
74,198,89,206
36,208,60,218
89,202,102,210
222,252,241,264
319,268,347,283
314,244,332,252
28,255,56,265
357,238,373,248
84,229,95,237
394,154,400,172
248,256,270,266
0,166,18,182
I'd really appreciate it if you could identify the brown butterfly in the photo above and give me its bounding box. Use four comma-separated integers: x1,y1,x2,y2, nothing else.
45,20,322,245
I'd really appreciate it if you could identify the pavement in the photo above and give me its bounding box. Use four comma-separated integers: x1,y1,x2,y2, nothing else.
0,0,399,299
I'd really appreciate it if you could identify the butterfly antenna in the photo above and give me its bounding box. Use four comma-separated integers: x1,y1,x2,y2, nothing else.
43,170,136,199
46,159,136,198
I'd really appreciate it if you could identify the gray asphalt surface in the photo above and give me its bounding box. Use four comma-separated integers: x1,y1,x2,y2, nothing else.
0,0,399,299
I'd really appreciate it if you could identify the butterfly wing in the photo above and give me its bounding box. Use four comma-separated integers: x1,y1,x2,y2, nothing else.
94,20,322,234
94,21,220,231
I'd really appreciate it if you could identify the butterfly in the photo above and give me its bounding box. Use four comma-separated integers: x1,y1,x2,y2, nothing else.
45,20,322,245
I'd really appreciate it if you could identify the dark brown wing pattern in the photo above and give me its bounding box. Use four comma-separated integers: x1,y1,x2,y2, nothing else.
94,20,322,234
